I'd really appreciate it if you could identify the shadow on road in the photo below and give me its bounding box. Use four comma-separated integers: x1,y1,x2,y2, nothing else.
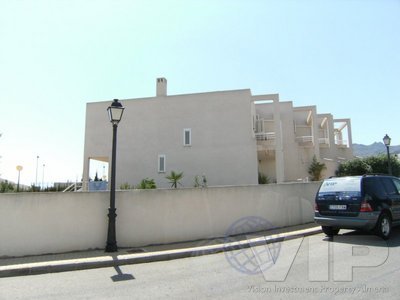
110,257,135,282
321,227,400,248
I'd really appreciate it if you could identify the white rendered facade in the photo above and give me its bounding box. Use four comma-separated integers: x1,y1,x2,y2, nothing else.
253,95,353,182
82,78,353,189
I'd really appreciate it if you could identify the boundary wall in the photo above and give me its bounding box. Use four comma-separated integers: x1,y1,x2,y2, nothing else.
0,182,320,257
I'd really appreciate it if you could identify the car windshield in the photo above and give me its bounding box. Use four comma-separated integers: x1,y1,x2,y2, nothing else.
318,177,361,197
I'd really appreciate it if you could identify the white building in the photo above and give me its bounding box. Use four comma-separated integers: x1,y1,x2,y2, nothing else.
82,78,353,189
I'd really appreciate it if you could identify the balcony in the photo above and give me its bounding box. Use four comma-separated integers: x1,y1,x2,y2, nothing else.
296,135,314,146
254,117,275,151
255,132,276,151
295,125,314,147
255,132,275,141
335,139,348,148
318,137,330,147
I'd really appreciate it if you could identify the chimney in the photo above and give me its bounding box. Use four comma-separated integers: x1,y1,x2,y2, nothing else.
156,77,167,97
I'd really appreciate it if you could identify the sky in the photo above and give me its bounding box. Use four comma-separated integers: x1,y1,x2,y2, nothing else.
0,0,399,186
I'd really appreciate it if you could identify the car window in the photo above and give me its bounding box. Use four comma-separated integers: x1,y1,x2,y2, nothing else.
381,178,398,196
391,178,400,194
363,177,387,199
319,177,361,193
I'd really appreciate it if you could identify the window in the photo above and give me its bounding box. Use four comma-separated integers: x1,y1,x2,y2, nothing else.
183,128,191,146
363,178,387,199
392,178,400,194
381,178,397,196
158,155,166,173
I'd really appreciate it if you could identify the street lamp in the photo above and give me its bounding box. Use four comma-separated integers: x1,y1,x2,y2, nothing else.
105,99,125,252
383,134,392,175
16,165,23,192
35,155,39,187
42,164,45,190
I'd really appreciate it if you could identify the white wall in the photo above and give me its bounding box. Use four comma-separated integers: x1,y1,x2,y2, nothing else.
0,182,320,257
83,89,259,189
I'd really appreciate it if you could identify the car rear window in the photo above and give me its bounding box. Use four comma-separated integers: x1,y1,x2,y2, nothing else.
319,177,361,193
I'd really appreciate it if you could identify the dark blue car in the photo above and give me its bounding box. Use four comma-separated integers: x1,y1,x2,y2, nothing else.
314,175,400,239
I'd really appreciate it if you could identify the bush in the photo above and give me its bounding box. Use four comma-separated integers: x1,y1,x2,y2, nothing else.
336,158,372,177
120,182,132,190
0,180,14,193
137,178,156,189
336,154,399,177
194,175,207,188
166,171,184,188
308,155,326,181
258,173,270,184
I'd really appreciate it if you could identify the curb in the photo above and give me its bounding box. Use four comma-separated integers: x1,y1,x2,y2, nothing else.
0,226,322,278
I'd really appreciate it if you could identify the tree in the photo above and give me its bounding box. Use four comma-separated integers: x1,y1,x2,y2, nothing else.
308,155,326,181
166,171,184,188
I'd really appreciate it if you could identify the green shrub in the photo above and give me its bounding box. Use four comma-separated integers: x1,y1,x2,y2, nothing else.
258,173,270,184
166,171,184,188
308,155,326,181
336,154,400,177
120,182,132,190
0,180,14,193
137,178,157,189
194,175,207,188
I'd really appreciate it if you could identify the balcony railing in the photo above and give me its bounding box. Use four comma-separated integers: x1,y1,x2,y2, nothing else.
255,132,276,141
318,138,329,145
335,140,348,147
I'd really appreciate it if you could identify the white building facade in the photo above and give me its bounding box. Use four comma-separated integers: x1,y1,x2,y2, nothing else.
82,78,353,189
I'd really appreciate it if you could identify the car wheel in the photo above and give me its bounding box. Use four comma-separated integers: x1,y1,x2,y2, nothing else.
321,226,340,237
375,213,392,240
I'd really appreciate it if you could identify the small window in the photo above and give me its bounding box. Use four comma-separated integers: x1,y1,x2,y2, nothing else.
158,154,166,173
183,128,191,146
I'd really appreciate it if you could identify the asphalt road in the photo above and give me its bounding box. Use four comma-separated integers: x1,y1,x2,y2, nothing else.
1,228,400,300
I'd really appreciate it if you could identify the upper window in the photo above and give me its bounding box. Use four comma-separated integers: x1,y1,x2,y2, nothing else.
158,154,166,173
184,128,191,146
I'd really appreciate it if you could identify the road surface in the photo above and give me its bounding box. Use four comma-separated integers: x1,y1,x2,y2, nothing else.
1,228,400,299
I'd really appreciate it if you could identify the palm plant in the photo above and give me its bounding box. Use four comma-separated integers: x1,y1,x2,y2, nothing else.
166,171,184,188
137,178,157,189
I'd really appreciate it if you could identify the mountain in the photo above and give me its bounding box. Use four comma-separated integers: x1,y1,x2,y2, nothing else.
353,142,400,157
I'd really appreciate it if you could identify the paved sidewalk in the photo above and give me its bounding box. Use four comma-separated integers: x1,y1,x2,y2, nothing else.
0,223,321,278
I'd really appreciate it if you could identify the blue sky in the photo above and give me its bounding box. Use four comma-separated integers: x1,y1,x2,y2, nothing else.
0,0,399,185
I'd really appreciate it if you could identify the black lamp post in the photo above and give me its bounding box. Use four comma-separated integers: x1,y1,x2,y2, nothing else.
383,134,392,175
105,99,125,252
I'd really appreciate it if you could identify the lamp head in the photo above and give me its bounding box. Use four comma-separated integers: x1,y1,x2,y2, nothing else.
107,99,124,124
383,134,391,146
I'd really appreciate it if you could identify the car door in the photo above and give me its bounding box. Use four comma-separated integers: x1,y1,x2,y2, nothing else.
381,177,400,221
